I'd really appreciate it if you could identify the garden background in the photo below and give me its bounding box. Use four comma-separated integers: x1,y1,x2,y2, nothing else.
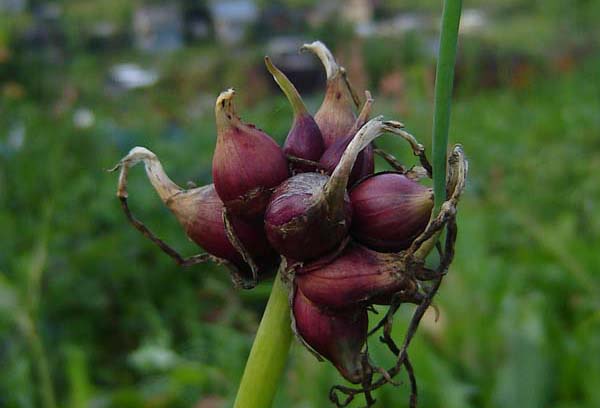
1,1,599,407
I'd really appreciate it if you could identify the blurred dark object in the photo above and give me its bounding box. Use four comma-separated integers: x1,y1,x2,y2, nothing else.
265,36,324,95
20,2,66,62
253,3,306,39
182,1,213,43
85,21,130,53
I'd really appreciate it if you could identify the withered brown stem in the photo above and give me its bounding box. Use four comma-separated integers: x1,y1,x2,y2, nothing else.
340,67,362,109
373,146,407,173
378,307,418,408
361,355,376,407
411,145,466,260
118,196,217,267
110,148,220,268
405,356,418,408
382,122,433,177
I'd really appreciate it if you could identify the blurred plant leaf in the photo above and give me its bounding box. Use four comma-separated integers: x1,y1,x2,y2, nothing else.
492,294,552,408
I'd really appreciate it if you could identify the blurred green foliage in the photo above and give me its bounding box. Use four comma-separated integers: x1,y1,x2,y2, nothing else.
1,1,600,407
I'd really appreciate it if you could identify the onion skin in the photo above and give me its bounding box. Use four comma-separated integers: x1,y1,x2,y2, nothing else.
283,114,324,172
302,41,355,148
350,172,433,252
296,243,415,309
293,288,367,384
167,184,276,275
264,56,324,172
264,172,352,261
212,89,289,218
315,76,356,148
264,119,391,262
319,91,375,187
357,144,375,183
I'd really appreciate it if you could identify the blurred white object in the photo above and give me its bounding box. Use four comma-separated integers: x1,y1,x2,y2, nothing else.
109,63,159,90
128,343,181,372
460,9,487,34
73,108,95,129
7,122,26,151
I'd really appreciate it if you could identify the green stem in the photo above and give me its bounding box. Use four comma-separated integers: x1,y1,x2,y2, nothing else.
432,0,462,212
234,272,293,408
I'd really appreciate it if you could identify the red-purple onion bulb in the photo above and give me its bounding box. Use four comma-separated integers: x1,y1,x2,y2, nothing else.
264,172,352,261
350,172,433,252
293,288,367,384
319,92,375,187
295,243,415,309
212,89,289,218
118,147,276,278
168,184,276,275
264,119,389,261
264,56,324,172
302,41,356,148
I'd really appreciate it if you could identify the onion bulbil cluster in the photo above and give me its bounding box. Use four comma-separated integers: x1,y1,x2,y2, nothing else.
111,41,468,407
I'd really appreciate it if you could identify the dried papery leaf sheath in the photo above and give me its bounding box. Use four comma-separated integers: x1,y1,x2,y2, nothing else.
319,92,375,187
323,118,389,210
116,147,181,201
264,118,395,261
213,89,289,218
350,173,433,252
295,243,418,309
264,56,324,172
413,144,468,260
302,41,356,148
293,288,368,384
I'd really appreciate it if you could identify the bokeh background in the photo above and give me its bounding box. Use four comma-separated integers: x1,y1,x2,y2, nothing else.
1,1,599,407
